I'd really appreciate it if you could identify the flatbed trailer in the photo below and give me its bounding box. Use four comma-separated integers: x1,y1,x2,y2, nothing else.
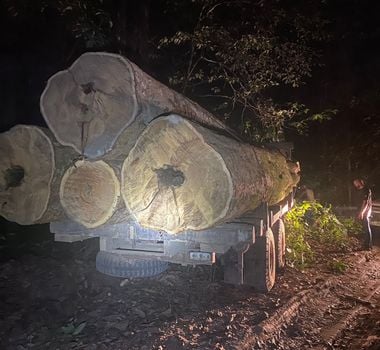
51,190,295,292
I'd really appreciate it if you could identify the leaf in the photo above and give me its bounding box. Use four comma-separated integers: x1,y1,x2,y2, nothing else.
73,322,87,336
62,323,75,335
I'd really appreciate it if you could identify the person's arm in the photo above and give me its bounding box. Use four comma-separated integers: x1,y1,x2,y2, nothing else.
358,199,368,220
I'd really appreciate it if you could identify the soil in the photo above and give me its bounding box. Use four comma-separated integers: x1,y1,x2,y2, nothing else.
0,220,379,350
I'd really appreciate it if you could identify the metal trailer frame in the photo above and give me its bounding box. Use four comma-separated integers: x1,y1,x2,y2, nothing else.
51,190,295,287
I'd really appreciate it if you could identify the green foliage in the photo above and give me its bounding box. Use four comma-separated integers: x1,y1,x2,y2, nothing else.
288,108,338,136
285,222,314,268
157,0,330,142
338,217,362,237
285,201,349,268
327,258,348,274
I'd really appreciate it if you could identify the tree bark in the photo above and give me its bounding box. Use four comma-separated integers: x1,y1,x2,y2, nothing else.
0,125,76,225
121,114,300,234
40,52,236,159
59,160,123,228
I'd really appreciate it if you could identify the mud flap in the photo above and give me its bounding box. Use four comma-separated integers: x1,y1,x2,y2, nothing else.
223,242,251,285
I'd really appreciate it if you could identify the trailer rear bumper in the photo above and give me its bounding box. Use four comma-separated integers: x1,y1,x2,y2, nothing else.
50,219,255,266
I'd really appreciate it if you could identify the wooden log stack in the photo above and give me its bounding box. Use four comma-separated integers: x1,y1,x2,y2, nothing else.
1,52,300,233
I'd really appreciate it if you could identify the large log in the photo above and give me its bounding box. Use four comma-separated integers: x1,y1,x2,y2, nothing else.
121,114,300,234
0,125,76,225
59,160,122,228
58,124,145,229
40,52,236,159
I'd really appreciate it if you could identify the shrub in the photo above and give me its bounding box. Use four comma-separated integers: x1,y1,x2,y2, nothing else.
338,217,362,237
285,201,349,268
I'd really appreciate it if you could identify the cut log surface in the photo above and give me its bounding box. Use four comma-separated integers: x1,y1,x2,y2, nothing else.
121,114,300,234
0,125,76,225
60,160,121,228
40,52,235,159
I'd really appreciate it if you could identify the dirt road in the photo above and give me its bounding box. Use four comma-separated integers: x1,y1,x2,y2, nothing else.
0,224,379,350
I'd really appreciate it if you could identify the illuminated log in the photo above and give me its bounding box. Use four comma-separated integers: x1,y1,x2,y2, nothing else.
121,114,300,234
0,125,76,225
40,52,234,159
59,160,122,228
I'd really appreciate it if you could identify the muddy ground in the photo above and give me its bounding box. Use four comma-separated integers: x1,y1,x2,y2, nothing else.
0,220,379,350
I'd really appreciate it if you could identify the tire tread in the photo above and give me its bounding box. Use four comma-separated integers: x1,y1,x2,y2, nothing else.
96,251,168,278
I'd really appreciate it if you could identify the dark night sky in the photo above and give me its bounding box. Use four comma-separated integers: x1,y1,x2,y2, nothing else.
1,0,380,203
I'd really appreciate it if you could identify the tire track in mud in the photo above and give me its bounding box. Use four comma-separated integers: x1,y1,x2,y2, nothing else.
230,279,334,349
314,282,380,349
230,248,380,350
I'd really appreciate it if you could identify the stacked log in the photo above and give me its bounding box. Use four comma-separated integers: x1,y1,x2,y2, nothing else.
40,52,238,159
58,124,140,228
59,160,122,228
121,114,300,234
0,125,76,225
1,53,300,234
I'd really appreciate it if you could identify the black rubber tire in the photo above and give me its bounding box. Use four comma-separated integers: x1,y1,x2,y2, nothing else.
249,228,276,292
273,218,286,271
95,251,169,278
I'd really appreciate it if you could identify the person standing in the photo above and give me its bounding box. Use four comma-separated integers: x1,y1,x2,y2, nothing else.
353,178,373,250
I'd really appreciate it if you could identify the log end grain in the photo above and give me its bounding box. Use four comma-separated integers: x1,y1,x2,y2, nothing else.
121,114,233,234
0,125,55,224
40,52,139,158
60,160,120,228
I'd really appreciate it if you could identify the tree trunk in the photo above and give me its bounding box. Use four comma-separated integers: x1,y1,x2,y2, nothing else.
0,125,76,225
121,114,300,234
59,159,124,228
40,52,236,159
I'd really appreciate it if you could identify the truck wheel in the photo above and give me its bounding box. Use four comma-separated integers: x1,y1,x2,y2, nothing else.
245,228,276,292
96,251,168,278
273,218,286,271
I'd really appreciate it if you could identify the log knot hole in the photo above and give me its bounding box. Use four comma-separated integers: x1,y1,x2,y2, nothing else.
3,165,25,190
154,165,185,188
81,82,96,95
80,82,96,115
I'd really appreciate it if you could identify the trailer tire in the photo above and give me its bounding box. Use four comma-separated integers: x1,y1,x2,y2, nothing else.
273,218,286,271
96,251,168,278
245,228,276,292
